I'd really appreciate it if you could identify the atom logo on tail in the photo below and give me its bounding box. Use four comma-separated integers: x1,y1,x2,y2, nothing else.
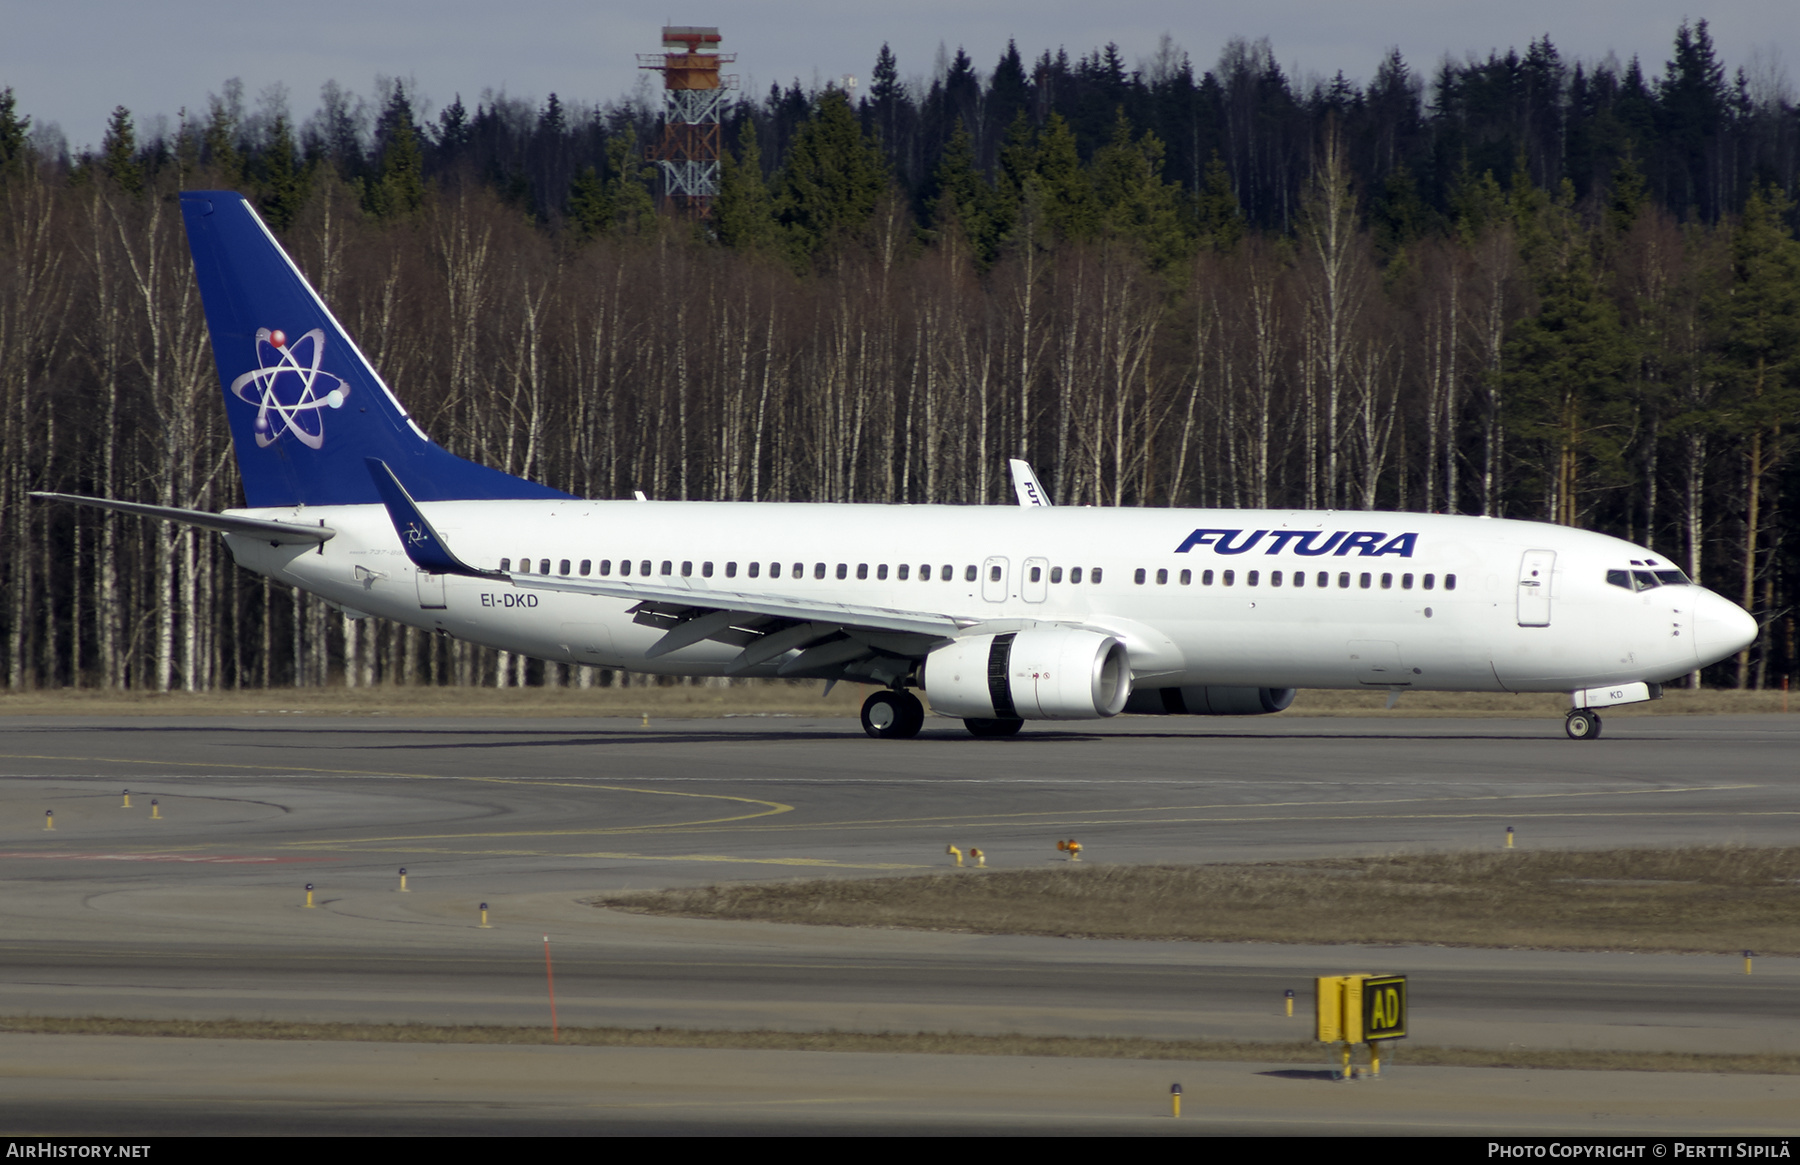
229,327,351,449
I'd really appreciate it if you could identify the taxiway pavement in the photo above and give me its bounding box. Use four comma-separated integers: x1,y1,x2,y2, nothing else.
1,712,1796,1134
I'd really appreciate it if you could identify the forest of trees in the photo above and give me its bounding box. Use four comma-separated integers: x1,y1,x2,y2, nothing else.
1,20,1797,694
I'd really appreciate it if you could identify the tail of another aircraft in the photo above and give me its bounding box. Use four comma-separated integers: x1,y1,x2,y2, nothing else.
180,191,569,508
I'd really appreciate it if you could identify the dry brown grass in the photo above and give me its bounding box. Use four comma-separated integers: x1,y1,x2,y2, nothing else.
4,1016,1794,1074
0,684,1790,719
594,847,1800,954
0,680,865,718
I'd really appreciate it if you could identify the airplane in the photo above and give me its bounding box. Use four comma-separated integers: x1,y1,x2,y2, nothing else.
34,191,1759,741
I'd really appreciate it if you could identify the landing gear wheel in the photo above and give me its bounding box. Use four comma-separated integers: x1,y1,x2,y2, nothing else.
862,690,924,739
1564,709,1603,740
964,717,1025,738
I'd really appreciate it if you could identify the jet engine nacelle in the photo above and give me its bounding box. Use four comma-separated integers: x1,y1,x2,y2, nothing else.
922,629,1132,720
1123,686,1297,716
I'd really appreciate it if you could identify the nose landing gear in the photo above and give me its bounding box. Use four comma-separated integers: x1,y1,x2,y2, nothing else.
861,689,926,739
1564,709,1603,740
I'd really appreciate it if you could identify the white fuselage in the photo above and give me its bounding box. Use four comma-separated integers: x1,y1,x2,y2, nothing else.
222,501,1749,700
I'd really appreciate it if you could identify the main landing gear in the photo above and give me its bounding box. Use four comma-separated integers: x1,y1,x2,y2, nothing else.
861,689,926,739
1564,709,1603,740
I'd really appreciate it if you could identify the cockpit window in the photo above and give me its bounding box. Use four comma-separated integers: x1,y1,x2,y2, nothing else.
1608,567,1691,592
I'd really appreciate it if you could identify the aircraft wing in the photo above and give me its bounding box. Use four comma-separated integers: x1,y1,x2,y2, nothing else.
30,492,335,545
367,458,962,677
507,572,966,639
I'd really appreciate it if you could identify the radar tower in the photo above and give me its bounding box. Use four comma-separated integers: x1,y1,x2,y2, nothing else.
637,26,737,215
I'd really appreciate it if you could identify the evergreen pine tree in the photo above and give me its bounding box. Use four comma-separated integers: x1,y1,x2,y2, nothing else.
603,129,656,235
1371,162,1428,265
367,83,425,219
567,165,610,239
1505,243,1635,524
1032,113,1096,241
438,95,471,156
1605,154,1648,238
774,88,889,265
714,124,779,252
259,112,308,232
0,88,31,178
870,44,902,110
930,118,999,262
102,106,143,198
1090,108,1188,269
991,111,1039,249
1717,186,1800,459
1710,184,1800,678
1193,151,1245,251
1659,19,1728,218
203,81,244,185
987,41,1031,151
1447,164,1507,243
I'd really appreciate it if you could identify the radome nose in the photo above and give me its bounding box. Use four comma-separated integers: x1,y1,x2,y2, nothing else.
1693,588,1758,667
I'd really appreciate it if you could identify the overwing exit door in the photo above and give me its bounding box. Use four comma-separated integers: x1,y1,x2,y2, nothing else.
1022,557,1049,601
982,556,1010,602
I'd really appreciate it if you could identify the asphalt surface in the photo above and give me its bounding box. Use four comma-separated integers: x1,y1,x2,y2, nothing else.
1,711,1797,1135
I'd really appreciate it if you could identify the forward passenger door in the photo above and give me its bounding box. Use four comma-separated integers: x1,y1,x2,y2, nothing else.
1517,550,1555,627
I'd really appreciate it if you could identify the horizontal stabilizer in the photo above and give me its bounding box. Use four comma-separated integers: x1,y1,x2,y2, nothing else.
30,492,334,545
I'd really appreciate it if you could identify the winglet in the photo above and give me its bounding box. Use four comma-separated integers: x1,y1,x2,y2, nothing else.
1009,459,1052,507
365,458,505,579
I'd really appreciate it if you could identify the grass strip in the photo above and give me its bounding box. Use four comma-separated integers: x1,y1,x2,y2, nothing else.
594,847,1800,954
0,681,865,719
3,1016,1795,1075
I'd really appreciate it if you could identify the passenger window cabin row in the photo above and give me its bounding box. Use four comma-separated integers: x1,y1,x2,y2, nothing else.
497,558,1108,584
1131,567,1456,591
491,556,1454,594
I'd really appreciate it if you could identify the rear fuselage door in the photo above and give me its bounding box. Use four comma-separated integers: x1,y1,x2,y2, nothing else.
416,569,447,609
1517,550,1555,627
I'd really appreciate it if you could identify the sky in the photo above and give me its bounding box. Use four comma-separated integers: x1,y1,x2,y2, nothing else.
4,1,1793,154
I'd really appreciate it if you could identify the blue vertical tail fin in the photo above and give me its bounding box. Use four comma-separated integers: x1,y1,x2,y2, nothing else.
180,191,569,508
